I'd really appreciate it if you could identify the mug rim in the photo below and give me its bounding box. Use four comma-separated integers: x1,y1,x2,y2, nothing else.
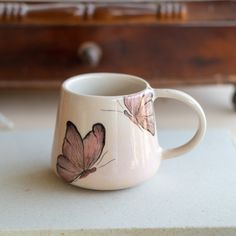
62,73,150,98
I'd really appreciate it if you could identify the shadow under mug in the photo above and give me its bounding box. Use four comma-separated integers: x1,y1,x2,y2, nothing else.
51,73,206,190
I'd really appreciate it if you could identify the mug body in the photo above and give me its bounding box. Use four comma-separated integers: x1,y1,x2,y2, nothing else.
51,73,161,190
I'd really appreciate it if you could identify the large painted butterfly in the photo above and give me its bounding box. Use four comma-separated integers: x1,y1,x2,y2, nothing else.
123,91,155,136
57,121,111,183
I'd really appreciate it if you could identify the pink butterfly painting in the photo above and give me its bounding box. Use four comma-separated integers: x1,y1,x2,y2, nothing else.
123,91,155,136
57,121,109,183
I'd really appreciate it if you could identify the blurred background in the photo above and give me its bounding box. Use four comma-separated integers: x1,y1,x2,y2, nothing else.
0,0,236,140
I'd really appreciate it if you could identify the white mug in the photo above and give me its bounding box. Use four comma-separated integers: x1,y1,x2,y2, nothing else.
51,73,206,190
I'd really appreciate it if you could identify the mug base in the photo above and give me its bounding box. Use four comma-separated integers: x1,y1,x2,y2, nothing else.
69,171,158,191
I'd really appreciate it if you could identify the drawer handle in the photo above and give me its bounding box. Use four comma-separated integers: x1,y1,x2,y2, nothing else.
78,42,102,67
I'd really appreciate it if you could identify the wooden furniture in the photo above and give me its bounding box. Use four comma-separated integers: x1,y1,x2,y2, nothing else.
1,1,236,105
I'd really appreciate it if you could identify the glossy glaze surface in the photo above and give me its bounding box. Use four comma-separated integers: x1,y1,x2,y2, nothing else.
51,73,206,190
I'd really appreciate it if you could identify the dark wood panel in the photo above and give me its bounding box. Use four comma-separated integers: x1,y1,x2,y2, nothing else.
0,25,236,88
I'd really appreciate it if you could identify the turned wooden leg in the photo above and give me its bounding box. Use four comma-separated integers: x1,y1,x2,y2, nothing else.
232,85,236,110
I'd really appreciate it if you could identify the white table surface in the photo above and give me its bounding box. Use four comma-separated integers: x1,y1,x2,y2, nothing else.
0,129,236,236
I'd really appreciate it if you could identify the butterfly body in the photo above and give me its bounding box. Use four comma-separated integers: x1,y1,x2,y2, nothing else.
79,167,97,179
57,121,106,183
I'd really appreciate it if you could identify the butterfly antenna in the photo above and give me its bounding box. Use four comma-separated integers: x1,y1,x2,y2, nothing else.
101,109,123,113
97,158,115,168
101,100,125,114
96,150,108,165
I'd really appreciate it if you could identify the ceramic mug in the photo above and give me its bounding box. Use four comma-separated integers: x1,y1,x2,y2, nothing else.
51,73,206,190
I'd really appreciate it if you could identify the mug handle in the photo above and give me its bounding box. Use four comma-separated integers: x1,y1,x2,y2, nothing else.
153,89,207,160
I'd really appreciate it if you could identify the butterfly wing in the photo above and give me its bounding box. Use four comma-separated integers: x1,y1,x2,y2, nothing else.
136,92,155,135
57,121,84,182
124,93,142,116
57,155,82,183
83,123,106,169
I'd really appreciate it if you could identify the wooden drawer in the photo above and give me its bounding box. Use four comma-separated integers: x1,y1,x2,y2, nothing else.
1,24,236,88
